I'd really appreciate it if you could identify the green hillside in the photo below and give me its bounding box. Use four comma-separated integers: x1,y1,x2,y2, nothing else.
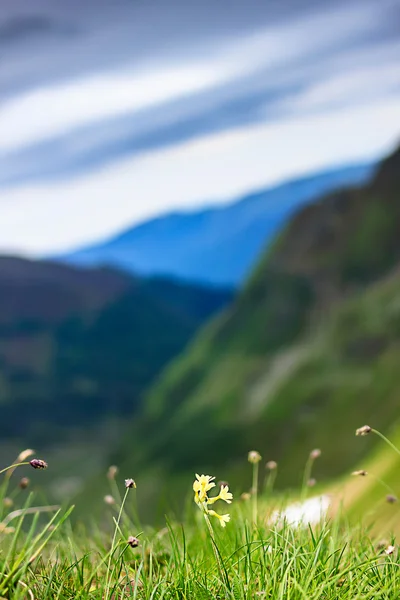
0,257,231,453
108,145,400,519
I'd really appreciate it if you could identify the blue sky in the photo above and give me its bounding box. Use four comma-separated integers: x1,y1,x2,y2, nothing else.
0,0,399,255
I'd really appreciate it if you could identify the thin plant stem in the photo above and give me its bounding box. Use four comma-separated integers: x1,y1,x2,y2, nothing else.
265,469,277,497
104,486,130,600
369,473,397,496
203,512,230,598
0,462,30,476
371,429,400,459
252,462,259,524
301,457,314,502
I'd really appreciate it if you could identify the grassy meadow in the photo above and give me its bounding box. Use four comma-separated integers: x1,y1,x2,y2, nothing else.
1,426,400,599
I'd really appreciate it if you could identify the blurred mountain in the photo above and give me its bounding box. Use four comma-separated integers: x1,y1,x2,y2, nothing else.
107,144,400,517
0,257,232,445
61,163,375,286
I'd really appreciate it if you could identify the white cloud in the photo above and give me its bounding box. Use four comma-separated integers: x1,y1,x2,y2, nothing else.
0,66,224,152
0,98,399,256
278,61,400,113
0,0,392,153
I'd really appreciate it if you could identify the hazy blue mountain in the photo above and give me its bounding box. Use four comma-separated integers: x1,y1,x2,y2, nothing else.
62,163,375,286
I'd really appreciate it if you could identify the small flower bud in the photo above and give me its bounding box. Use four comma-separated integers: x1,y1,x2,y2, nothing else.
107,465,118,480
310,449,321,460
19,477,30,489
104,495,116,506
127,536,140,548
352,470,368,476
386,494,397,504
385,544,396,555
125,478,136,489
266,460,277,470
356,425,372,436
29,459,48,470
248,451,262,464
240,492,251,501
307,478,317,487
3,497,13,508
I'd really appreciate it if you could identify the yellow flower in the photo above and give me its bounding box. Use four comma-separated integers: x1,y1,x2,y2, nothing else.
208,510,230,527
208,484,233,505
219,485,233,504
193,474,233,527
193,474,215,503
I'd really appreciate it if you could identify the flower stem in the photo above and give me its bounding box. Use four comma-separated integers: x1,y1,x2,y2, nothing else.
0,462,29,476
265,469,277,497
301,457,314,503
252,462,259,525
104,486,130,599
371,429,400,459
369,473,396,496
203,512,229,596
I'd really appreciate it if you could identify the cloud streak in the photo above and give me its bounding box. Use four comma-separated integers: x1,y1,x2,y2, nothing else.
0,0,399,253
0,98,399,255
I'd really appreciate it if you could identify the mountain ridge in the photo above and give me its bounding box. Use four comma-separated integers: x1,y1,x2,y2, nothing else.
60,162,375,286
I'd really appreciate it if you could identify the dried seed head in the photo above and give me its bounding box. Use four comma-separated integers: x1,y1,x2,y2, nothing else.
29,459,48,470
107,465,118,480
310,449,321,460
0,523,15,534
16,449,35,463
352,470,368,476
385,544,396,555
307,478,317,487
356,425,372,436
376,539,389,550
3,497,13,508
248,451,262,464
19,477,30,489
240,492,251,501
127,536,140,548
386,494,398,504
125,478,136,489
104,495,116,506
266,460,277,470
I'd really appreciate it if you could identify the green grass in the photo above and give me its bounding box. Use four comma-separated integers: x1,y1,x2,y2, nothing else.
2,438,400,599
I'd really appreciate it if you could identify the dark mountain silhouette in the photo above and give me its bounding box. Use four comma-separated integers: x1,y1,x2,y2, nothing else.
0,257,232,444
